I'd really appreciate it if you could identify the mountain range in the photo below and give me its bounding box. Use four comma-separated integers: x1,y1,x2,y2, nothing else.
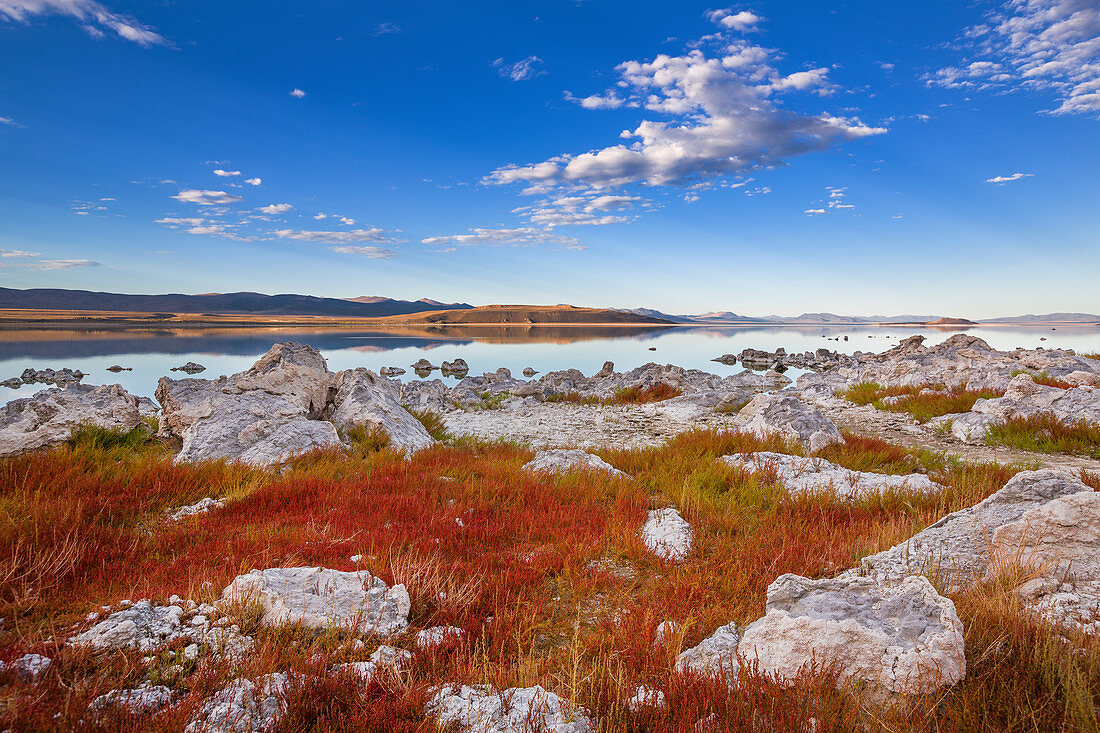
616,308,1100,325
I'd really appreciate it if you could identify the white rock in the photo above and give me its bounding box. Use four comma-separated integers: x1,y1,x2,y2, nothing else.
416,625,465,648
627,685,666,712
425,684,594,733
675,623,742,678
992,490,1100,580
521,449,629,478
653,620,679,647
738,574,965,695
0,653,51,682
720,452,942,498
928,412,1000,443
332,644,412,682
331,368,435,453
0,383,143,457
220,566,410,636
640,508,693,561
185,672,289,733
70,601,186,652
737,394,843,453
90,682,174,715
169,497,226,522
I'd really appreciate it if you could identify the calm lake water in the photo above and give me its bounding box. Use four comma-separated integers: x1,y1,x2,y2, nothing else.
2,323,1099,402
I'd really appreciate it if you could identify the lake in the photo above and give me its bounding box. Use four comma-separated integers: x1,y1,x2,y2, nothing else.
3,323,1099,401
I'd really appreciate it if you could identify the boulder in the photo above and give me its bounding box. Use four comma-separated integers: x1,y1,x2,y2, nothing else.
441,358,470,374
640,508,693,561
737,394,844,453
523,367,538,377
0,383,143,457
738,574,965,695
70,601,187,652
720,452,942,498
171,362,206,374
675,623,742,678
224,342,332,415
379,366,406,377
929,412,1000,443
425,684,594,733
411,358,437,371
521,449,629,478
331,368,435,453
185,673,289,733
991,490,1100,580
0,653,51,682
220,566,410,636
856,469,1091,589
169,497,225,522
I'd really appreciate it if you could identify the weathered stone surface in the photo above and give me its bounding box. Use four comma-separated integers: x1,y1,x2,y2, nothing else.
411,358,437,371
441,358,470,374
220,566,410,636
426,684,594,733
21,367,85,386
169,497,226,522
0,653,51,682
185,673,289,733
331,368,435,453
675,623,742,678
738,574,965,695
992,490,1100,580
70,601,187,652
640,508,693,561
0,383,143,457
929,411,1001,443
90,683,174,716
856,469,1091,589
521,449,629,478
948,374,1100,440
736,394,844,453
720,452,942,498
379,366,406,377
417,625,465,648
174,402,342,466
224,342,332,415
332,645,412,682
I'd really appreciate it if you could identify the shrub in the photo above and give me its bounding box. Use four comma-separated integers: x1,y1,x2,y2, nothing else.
986,414,1100,459
607,382,683,405
838,382,1004,423
406,408,452,442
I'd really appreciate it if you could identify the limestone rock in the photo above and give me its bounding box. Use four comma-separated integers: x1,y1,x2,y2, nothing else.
929,412,1000,443
738,574,965,695
0,653,51,682
992,490,1100,580
640,508,693,561
675,623,742,678
185,672,289,733
417,625,465,648
379,366,406,377
106,365,132,373
523,367,538,377
0,383,143,457
425,684,594,733
521,449,629,478
856,469,1091,589
171,362,206,374
223,342,332,415
169,497,226,522
331,368,435,453
220,566,410,636
70,601,187,652
90,683,174,716
441,358,470,374
737,393,844,453
720,452,942,498
332,645,412,682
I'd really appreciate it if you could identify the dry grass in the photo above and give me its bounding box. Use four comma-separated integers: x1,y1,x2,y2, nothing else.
840,381,1006,423
549,382,683,407
0,427,1096,730
986,414,1100,460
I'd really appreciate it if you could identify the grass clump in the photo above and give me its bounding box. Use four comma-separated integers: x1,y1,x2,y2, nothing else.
838,381,1005,423
607,382,683,405
1011,369,1075,389
407,407,452,442
341,423,392,452
67,423,152,452
546,392,600,405
986,414,1100,459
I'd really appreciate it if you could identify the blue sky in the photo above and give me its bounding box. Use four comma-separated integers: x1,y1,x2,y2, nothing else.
1,0,1098,318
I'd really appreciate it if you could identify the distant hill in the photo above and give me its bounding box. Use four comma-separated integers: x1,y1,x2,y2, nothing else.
925,317,978,326
982,313,1100,324
0,288,471,318
371,304,672,325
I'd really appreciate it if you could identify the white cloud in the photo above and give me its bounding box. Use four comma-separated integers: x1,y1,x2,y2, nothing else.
155,217,206,227
804,208,825,215
172,189,244,205
272,228,400,244
705,8,763,32
421,227,585,249
0,116,15,125
985,172,1034,183
0,0,165,46
245,177,262,186
31,258,100,270
0,248,39,257
493,56,544,81
289,88,307,98
564,91,634,110
486,34,883,192
516,194,641,227
929,0,1100,115
374,22,400,36
313,213,327,220
259,203,293,215
330,245,397,259
338,216,355,225
213,169,240,177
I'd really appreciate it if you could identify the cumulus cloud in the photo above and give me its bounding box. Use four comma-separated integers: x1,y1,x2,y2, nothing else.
172,189,244,205
705,8,763,32
493,56,544,81
486,34,883,193
928,0,1100,115
330,245,397,259
338,216,355,225
804,208,825,215
421,227,585,249
985,172,1034,183
272,228,400,244
0,0,165,46
244,177,262,186
258,203,293,215
213,169,240,177
516,194,642,227
289,88,306,98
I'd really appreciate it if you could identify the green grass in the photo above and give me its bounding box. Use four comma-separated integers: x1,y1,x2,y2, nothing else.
838,381,1005,423
407,407,452,442
986,414,1100,459
67,423,153,452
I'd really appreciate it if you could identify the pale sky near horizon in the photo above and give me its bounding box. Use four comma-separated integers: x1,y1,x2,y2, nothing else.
1,0,1098,319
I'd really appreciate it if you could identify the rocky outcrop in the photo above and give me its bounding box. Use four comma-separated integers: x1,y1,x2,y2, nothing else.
720,452,942,497
0,383,144,457
521,449,629,478
20,367,85,386
425,684,593,733
856,469,1090,589
169,497,225,522
379,366,406,377
736,394,844,453
186,673,289,733
70,601,189,652
738,574,965,695
171,362,206,374
331,368,435,453
713,347,842,372
676,622,742,678
220,566,410,637
640,508,693,561
441,358,470,375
